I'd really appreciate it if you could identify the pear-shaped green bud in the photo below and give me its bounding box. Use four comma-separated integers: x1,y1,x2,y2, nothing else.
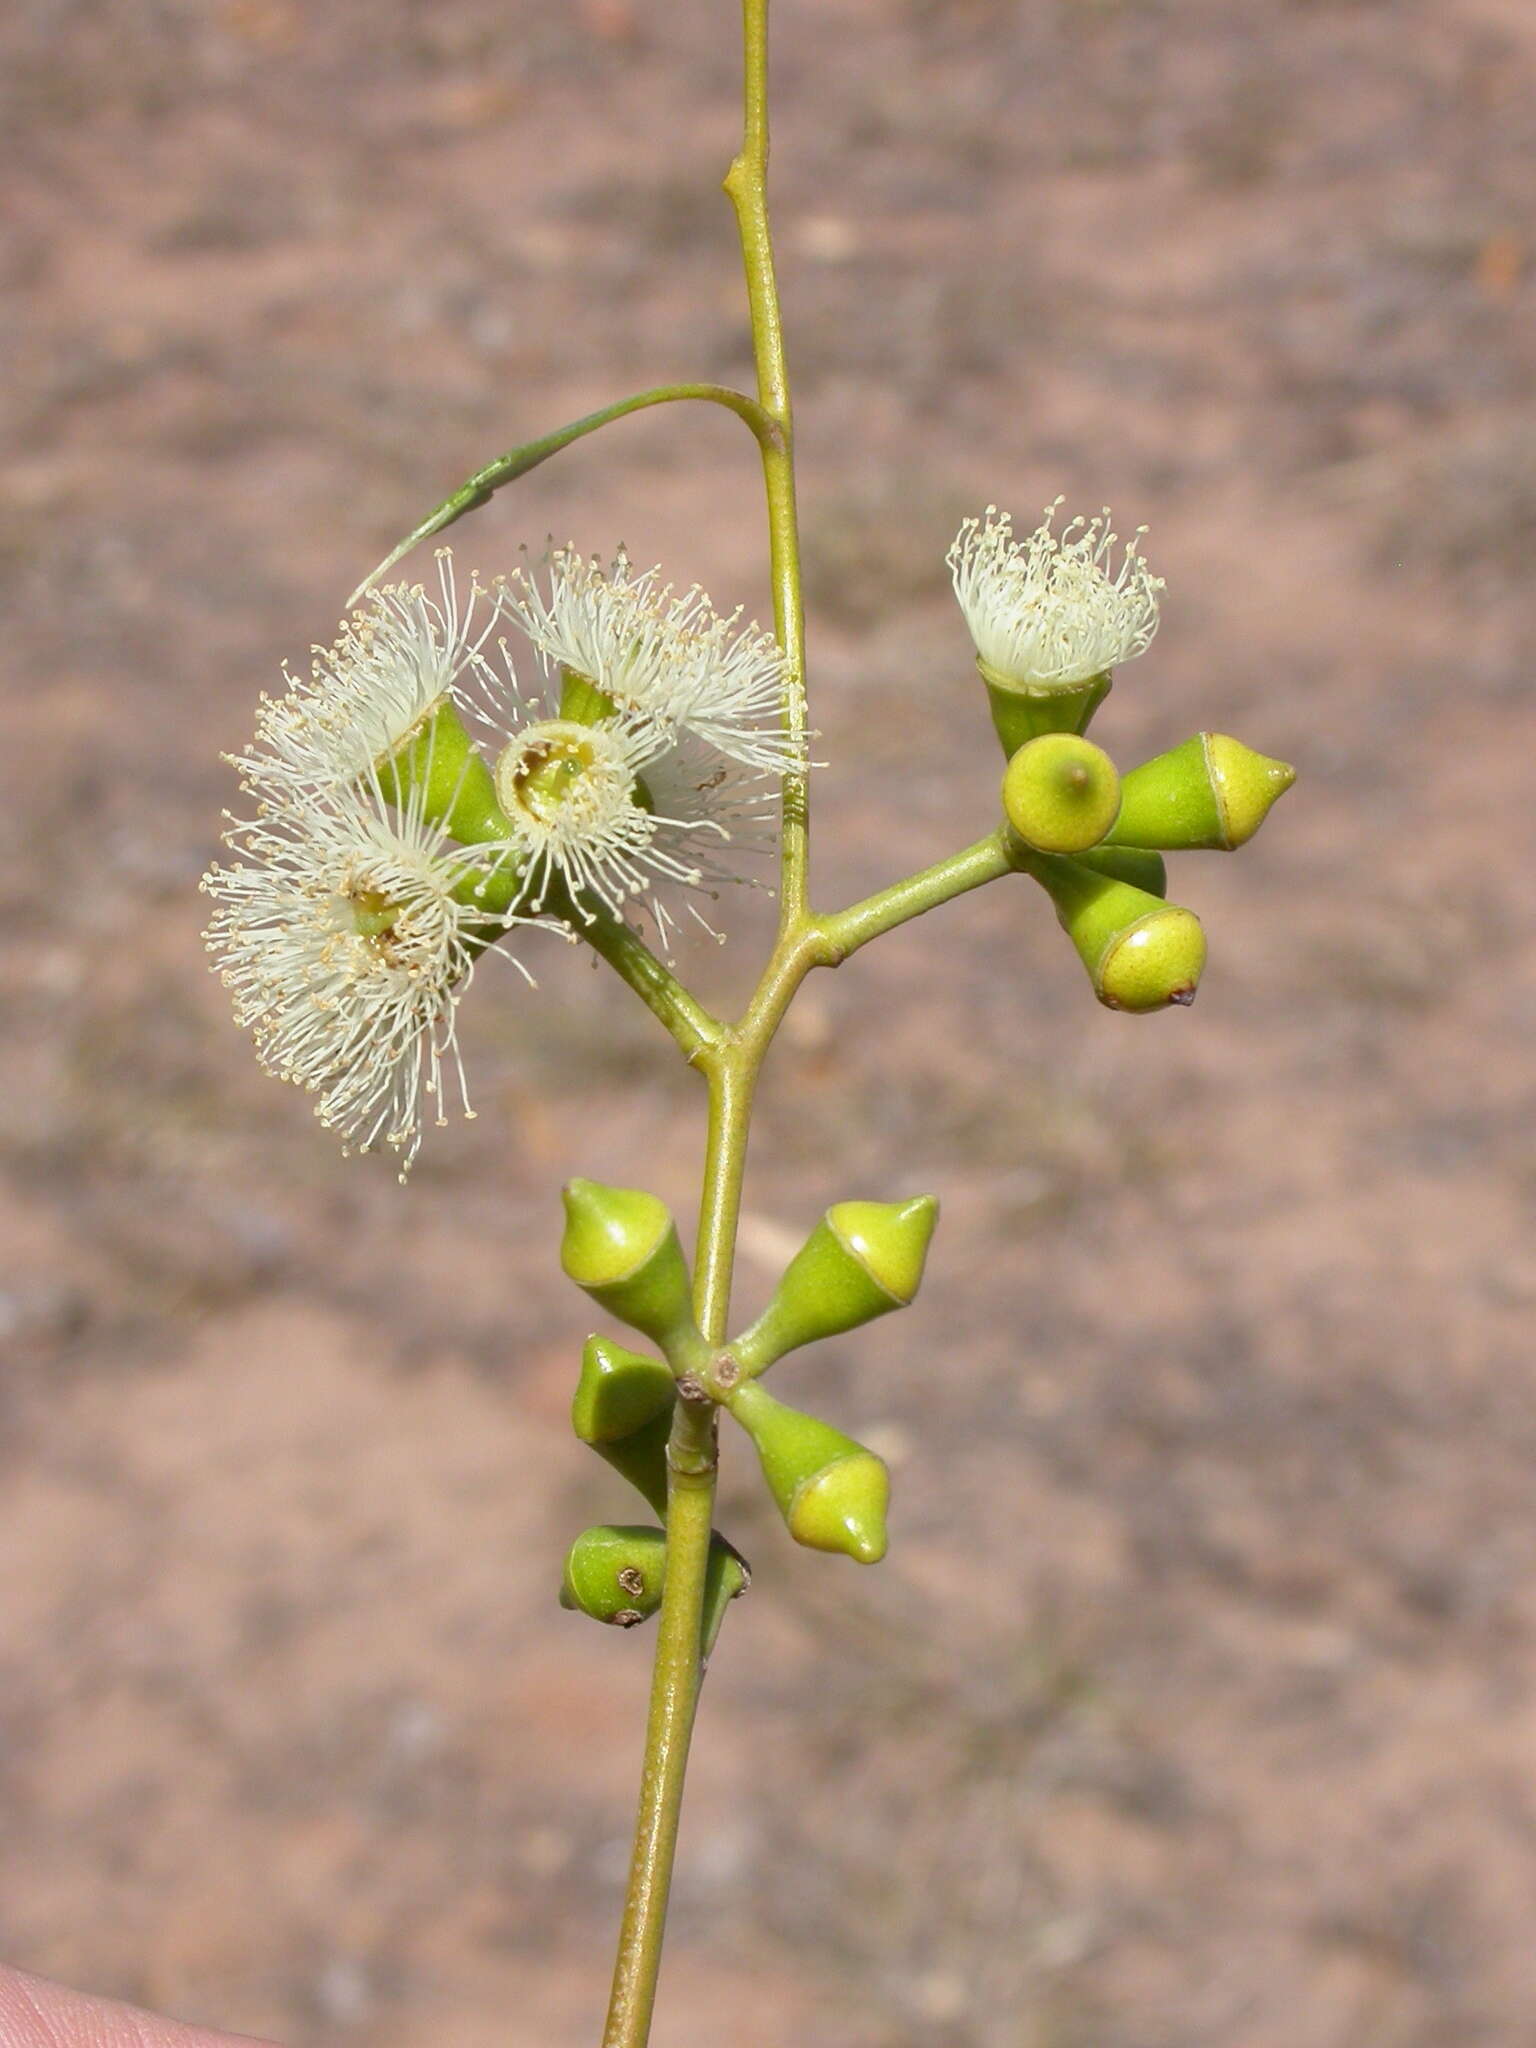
560,1524,669,1627
375,699,514,847
982,665,1113,759
571,1335,676,1516
1073,843,1167,897
727,1381,889,1564
572,1336,675,1444
1107,732,1295,852
1002,733,1121,854
558,1524,751,1640
732,1196,938,1376
560,1181,701,1358
1028,854,1206,1013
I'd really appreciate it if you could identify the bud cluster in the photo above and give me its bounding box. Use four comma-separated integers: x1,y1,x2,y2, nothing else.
203,549,799,1173
950,503,1295,1012
555,1178,939,1630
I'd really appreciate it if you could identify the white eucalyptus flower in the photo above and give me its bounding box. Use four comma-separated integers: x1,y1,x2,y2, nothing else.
234,553,498,804
201,780,530,1176
478,681,771,942
499,545,799,773
948,502,1163,690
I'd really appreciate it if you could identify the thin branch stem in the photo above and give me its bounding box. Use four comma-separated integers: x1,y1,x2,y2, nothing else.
599,1380,717,2048
350,383,777,604
724,0,810,933
576,906,724,1062
599,1057,738,2048
815,831,1018,964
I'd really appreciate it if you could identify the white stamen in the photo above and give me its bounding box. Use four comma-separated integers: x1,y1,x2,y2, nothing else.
948,502,1163,689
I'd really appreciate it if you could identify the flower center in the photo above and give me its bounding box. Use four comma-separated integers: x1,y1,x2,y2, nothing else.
494,719,631,830
347,885,400,938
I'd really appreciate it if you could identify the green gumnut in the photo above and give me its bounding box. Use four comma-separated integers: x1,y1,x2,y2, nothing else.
558,1524,751,1643
733,1196,938,1374
572,1336,677,1516
981,664,1113,758
1002,733,1121,854
727,1381,889,1564
1073,844,1167,897
375,699,514,846
560,1180,701,1358
560,1524,668,1626
1107,732,1296,852
1029,854,1207,1013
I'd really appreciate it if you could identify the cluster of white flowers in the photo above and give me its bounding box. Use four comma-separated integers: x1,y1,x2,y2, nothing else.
204,546,793,1171
948,501,1162,691
205,504,1156,1175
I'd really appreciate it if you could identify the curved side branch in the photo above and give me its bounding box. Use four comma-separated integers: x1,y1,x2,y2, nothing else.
348,384,778,605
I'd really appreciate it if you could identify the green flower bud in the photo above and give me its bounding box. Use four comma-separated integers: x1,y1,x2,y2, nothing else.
1072,843,1168,897
448,848,532,939
560,1180,702,1359
733,1196,938,1376
559,667,618,726
1028,854,1206,1012
1001,734,1121,854
727,1381,889,1564
571,1335,677,1516
560,1524,668,1627
558,1524,750,1643
572,1335,676,1443
982,667,1113,759
701,1537,752,1657
1107,732,1296,852
375,699,514,846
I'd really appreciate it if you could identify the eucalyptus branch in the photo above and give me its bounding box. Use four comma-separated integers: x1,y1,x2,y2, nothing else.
201,2,1298,2042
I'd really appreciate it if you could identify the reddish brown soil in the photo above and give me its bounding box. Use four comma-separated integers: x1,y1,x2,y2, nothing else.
3,2,1536,2044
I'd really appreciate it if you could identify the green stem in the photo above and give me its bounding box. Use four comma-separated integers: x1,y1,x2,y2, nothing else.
724,0,810,933
599,10,807,2041
815,831,1018,963
598,1066,735,2048
576,905,723,1063
598,1414,716,2048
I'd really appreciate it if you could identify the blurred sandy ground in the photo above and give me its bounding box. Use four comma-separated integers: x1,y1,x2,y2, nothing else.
3,1,1536,2043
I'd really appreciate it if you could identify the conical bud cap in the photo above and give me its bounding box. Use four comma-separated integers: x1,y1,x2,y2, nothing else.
571,1336,676,1445
571,1336,676,1516
1002,733,1121,853
1029,854,1206,1012
728,1381,889,1564
1108,732,1295,851
560,1181,699,1357
733,1196,938,1374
